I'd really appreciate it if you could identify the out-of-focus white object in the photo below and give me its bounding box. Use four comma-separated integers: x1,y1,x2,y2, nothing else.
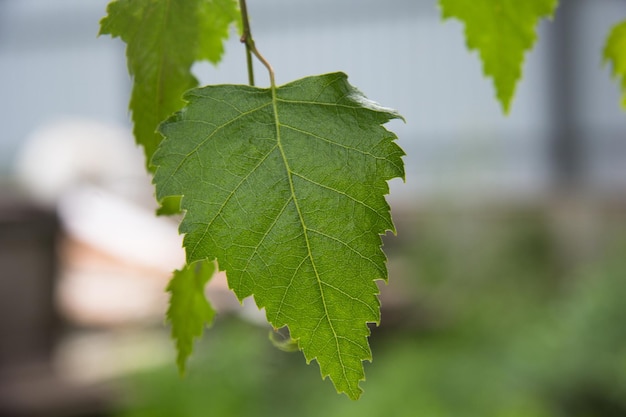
14,117,184,273
13,117,259,327
59,185,184,272
14,118,149,207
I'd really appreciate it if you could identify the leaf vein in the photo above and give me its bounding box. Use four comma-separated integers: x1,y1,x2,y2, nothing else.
187,143,278,260
273,87,351,391
307,227,385,277
279,123,387,160
291,171,389,226
159,101,272,192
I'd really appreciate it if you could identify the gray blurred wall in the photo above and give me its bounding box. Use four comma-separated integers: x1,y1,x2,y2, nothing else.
0,0,625,202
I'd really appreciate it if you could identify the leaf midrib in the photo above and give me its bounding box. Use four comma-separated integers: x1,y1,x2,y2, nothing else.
271,85,354,396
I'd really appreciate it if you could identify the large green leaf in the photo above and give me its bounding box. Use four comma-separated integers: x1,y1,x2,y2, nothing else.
99,0,239,170
439,0,558,113
166,259,216,374
604,20,626,108
153,72,405,399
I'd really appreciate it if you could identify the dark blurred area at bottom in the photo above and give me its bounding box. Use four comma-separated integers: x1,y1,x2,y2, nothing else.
96,199,626,417
0,189,113,417
2,186,626,416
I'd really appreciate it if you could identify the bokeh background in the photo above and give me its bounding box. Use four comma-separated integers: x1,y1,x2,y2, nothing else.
1,0,626,416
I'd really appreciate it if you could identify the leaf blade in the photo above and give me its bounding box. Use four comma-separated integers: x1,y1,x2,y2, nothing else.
166,260,217,374
99,0,239,169
153,72,404,398
604,20,626,108
439,0,558,112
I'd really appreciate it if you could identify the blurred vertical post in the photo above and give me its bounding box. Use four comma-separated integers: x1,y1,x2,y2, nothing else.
549,0,581,191
547,0,602,277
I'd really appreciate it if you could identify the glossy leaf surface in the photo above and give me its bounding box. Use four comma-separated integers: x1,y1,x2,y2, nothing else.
153,72,405,398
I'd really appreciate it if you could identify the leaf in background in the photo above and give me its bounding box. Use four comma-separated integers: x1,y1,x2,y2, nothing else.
99,0,239,170
166,259,216,374
197,0,243,63
153,72,405,399
156,195,183,217
439,0,558,113
604,20,626,108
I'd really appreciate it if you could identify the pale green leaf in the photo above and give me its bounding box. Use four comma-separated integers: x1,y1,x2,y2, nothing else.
166,259,216,374
604,20,626,108
156,195,182,216
153,72,405,399
99,0,239,170
269,328,300,353
439,0,558,112
197,0,243,63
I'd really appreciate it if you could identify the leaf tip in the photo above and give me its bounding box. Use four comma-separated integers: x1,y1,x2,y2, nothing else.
500,96,513,115
166,261,216,378
175,354,188,378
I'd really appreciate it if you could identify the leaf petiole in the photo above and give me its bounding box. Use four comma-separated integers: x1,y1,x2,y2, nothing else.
239,0,275,89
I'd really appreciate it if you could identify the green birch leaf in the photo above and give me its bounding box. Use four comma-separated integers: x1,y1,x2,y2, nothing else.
153,72,405,399
604,20,626,108
166,259,217,374
197,0,242,63
439,0,558,113
99,0,239,170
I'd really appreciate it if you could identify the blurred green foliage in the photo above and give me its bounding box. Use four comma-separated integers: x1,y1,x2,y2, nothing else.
114,209,626,417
